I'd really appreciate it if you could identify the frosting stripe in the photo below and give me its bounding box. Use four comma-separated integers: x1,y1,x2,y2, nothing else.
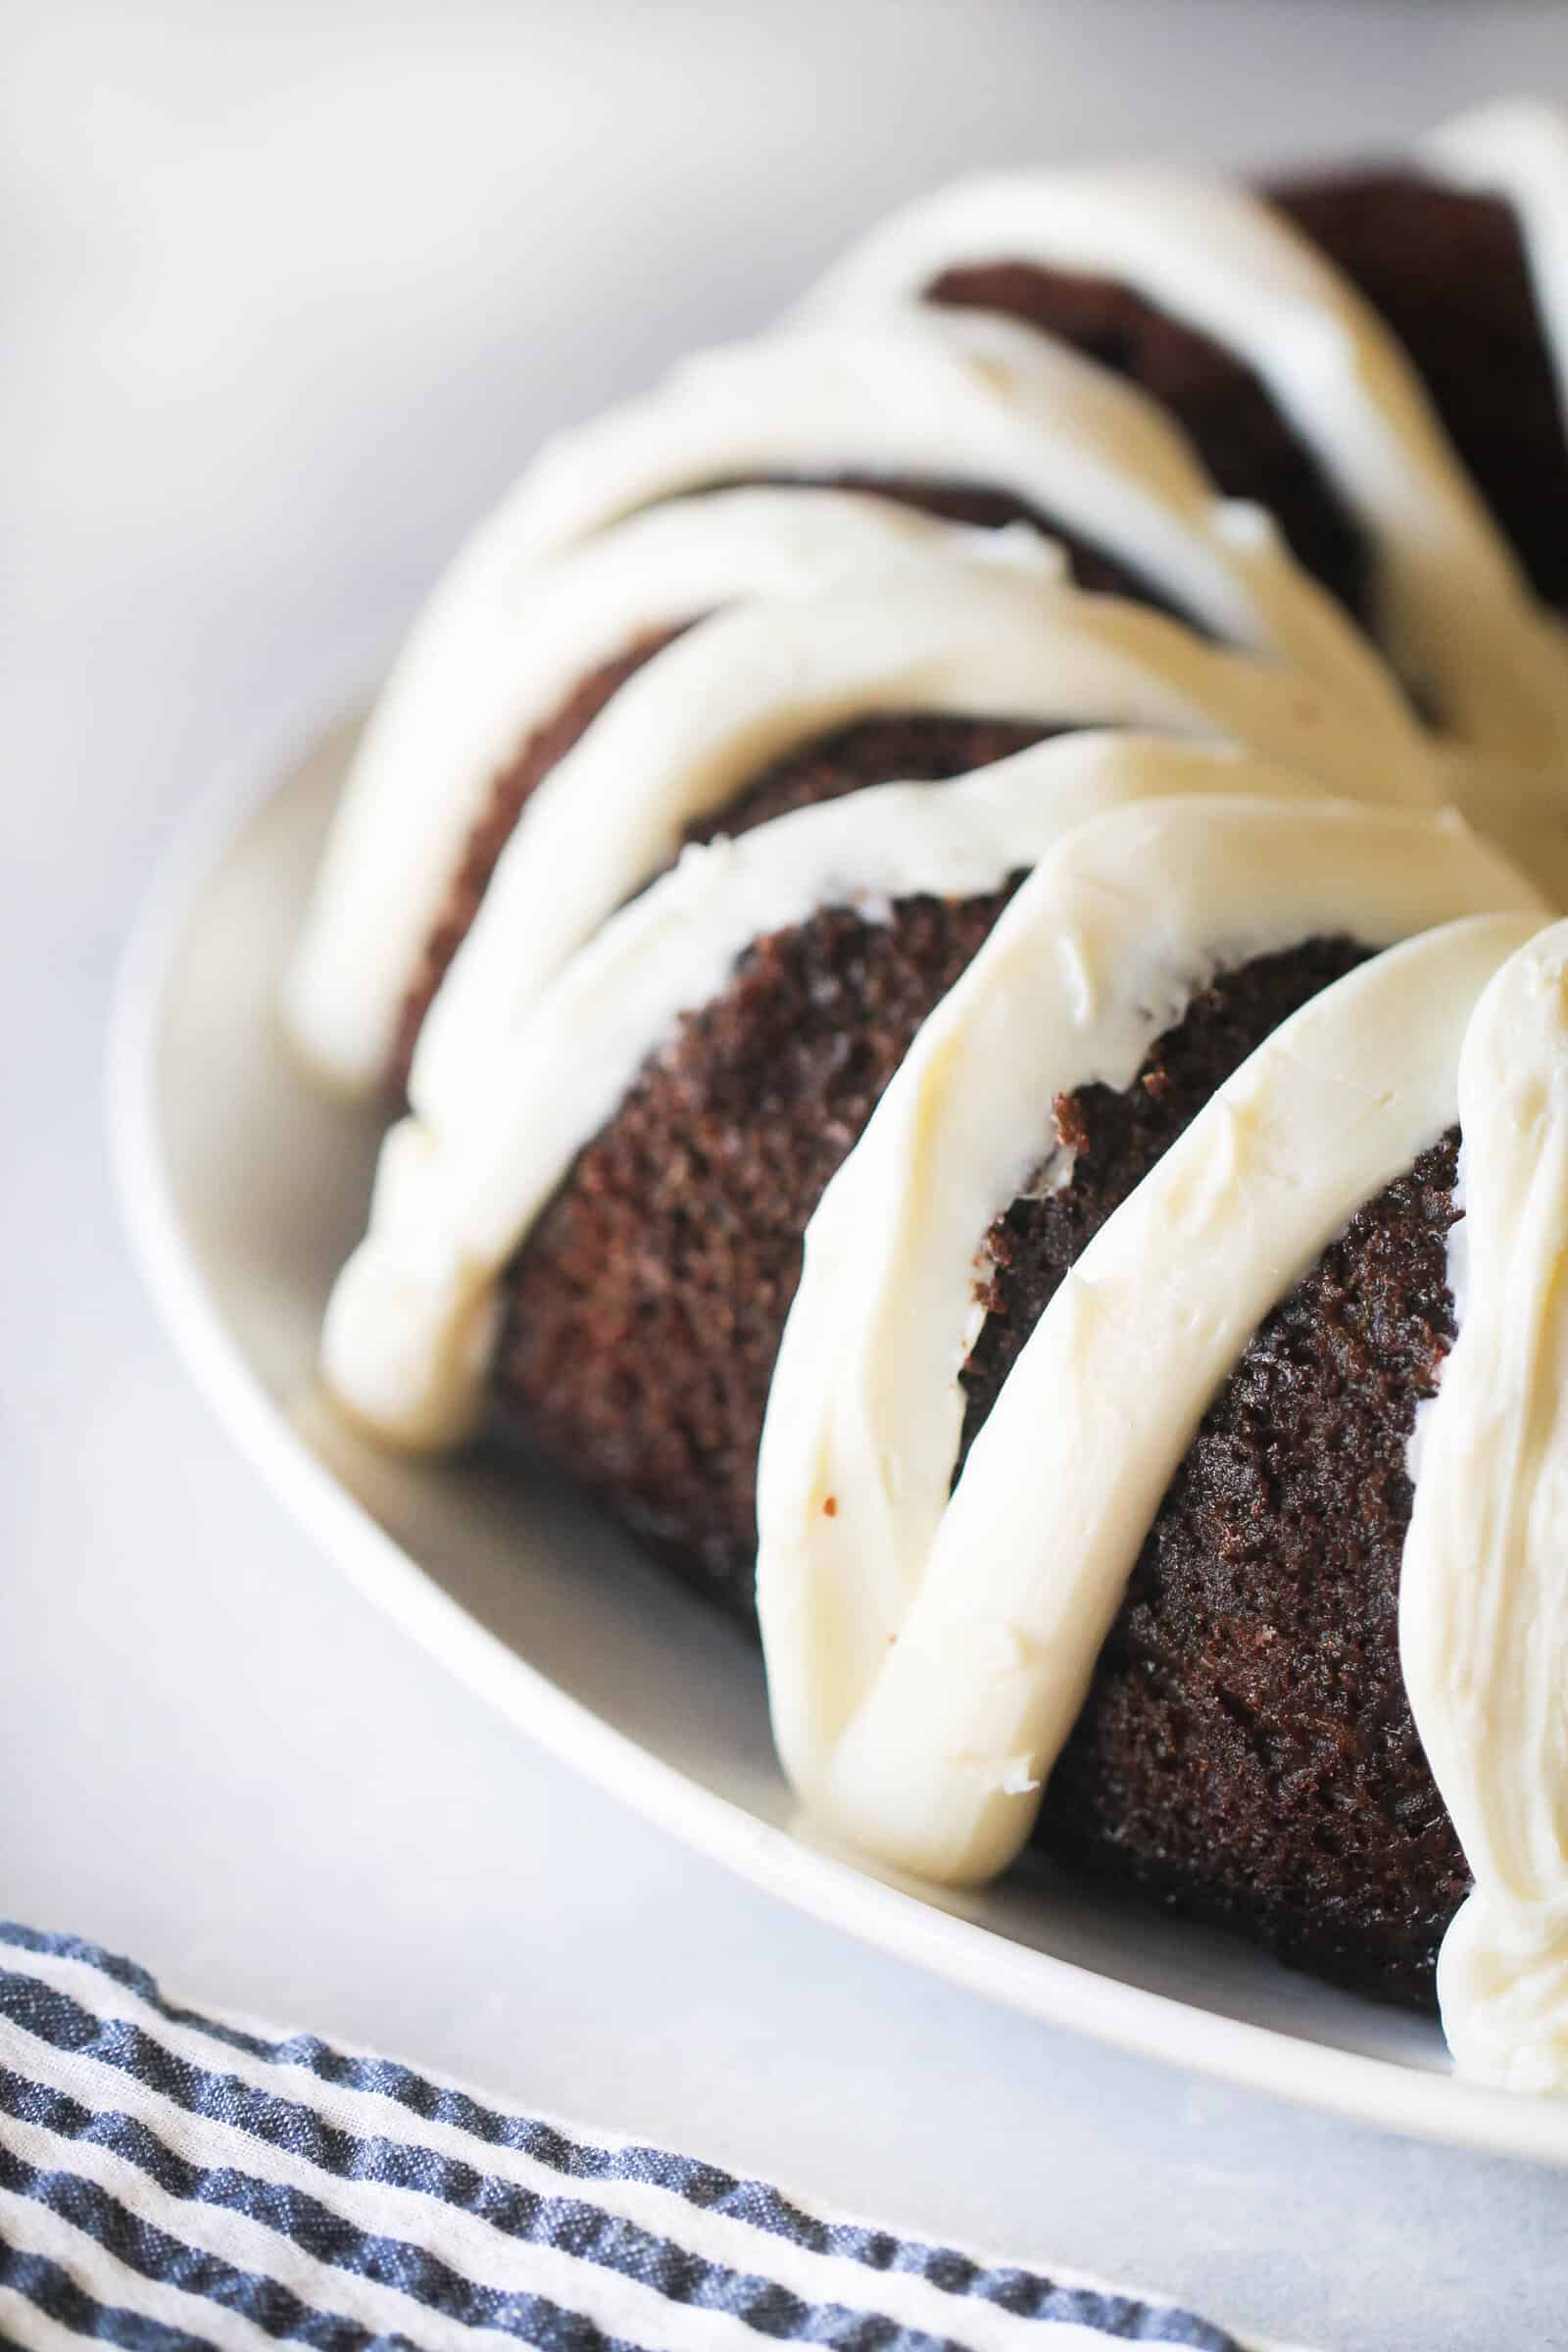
408,560,1435,1131
1399,916,1568,2091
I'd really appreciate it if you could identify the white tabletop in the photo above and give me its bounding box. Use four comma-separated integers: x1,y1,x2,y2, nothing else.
9,6,1568,2344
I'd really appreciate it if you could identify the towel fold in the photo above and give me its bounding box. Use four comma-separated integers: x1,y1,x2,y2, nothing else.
0,1924,1286,2351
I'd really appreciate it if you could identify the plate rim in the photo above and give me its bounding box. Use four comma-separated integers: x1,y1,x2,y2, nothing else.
106,719,1568,2170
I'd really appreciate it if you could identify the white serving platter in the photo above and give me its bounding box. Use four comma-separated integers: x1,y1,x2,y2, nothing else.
109,715,1568,2168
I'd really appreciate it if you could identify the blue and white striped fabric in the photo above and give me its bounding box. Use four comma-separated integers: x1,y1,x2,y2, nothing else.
0,1926,1279,2352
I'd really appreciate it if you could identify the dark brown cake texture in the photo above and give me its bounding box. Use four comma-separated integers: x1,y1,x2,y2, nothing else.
1039,1131,1467,2010
487,698,1058,1592
490,885,1016,1608
1269,172,1568,612
488,899,1468,2008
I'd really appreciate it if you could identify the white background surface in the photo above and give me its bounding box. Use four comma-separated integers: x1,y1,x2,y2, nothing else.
9,5,1568,2345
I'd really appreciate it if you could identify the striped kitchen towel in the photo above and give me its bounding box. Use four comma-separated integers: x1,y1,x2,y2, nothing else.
0,1925,1288,2352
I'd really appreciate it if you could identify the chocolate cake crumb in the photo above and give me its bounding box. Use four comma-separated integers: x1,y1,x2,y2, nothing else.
1052,1091,1091,1154
1037,1131,1467,2009
489,884,1021,1617
1271,172,1568,610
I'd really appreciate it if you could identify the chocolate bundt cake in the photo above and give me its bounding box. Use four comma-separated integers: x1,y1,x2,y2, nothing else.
290,101,1568,2097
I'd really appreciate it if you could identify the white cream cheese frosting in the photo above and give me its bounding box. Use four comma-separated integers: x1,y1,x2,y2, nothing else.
755,800,1546,1884
408,556,1437,1133
801,157,1568,761
321,740,1338,1449
485,305,1411,710
1399,915,1568,2093
284,488,991,1094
